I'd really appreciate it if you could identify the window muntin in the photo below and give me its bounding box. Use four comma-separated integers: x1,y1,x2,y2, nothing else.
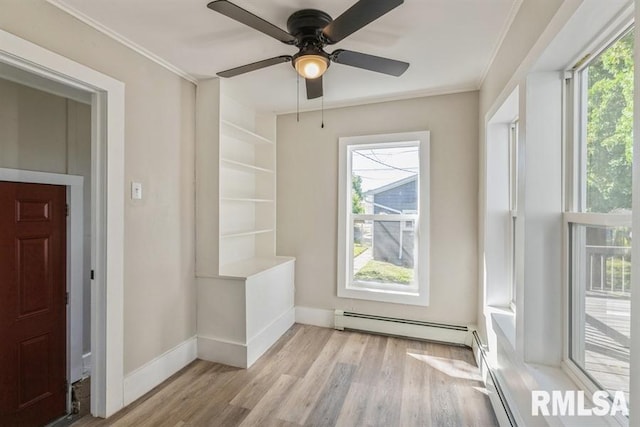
338,132,429,306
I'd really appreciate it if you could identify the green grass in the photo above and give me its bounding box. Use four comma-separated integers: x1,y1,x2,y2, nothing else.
354,260,414,285
353,243,368,258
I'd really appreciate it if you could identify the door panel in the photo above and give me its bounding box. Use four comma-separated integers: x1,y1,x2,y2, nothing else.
0,181,67,426
19,334,51,407
18,236,50,316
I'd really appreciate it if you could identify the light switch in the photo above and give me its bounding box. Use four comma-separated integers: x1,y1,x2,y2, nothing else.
131,182,143,200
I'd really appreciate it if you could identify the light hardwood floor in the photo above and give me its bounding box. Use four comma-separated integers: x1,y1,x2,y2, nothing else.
73,324,498,427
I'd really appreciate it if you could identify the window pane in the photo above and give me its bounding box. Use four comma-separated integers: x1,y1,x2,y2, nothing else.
350,144,420,289
509,120,519,306
352,219,416,287
583,29,634,213
571,224,631,401
351,145,419,215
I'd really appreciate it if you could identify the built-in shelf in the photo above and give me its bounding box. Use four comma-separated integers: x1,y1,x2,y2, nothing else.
220,228,274,238
221,158,274,174
221,197,274,203
196,80,295,370
221,119,272,145
219,256,295,279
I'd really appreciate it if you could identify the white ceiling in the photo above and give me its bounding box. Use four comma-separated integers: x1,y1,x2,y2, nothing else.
50,0,519,113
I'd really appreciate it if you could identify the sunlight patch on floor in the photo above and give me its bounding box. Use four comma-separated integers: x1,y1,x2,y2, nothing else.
406,352,482,381
473,386,490,396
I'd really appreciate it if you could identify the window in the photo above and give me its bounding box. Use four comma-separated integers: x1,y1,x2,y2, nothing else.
337,131,430,306
485,86,519,310
509,119,519,309
566,27,633,405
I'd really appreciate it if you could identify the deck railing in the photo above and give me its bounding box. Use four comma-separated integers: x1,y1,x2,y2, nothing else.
586,245,632,294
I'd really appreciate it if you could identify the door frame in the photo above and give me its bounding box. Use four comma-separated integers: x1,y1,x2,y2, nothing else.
0,169,83,412
0,29,125,417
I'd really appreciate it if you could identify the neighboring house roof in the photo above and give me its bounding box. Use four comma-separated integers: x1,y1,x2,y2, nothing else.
364,174,417,197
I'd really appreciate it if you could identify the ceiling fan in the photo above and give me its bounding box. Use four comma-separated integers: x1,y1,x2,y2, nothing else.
207,0,410,99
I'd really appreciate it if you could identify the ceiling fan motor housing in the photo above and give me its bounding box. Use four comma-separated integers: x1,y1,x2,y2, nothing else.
287,9,333,75
286,9,333,47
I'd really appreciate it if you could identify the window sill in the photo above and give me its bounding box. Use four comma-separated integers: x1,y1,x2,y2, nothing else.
486,311,626,427
490,308,516,351
491,312,516,351
338,285,428,306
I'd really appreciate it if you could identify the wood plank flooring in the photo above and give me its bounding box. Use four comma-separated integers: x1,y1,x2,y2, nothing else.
73,325,498,427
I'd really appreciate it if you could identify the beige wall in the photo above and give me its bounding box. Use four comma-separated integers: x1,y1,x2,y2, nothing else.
0,0,196,374
0,78,92,353
277,91,479,325
0,79,69,172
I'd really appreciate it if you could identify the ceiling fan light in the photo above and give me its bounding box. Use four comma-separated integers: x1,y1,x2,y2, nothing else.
294,54,329,79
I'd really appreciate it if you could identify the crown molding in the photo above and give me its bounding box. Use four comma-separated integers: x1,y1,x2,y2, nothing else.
46,0,198,84
276,83,480,115
478,0,524,89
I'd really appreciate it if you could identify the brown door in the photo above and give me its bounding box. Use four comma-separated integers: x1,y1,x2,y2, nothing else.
0,182,67,426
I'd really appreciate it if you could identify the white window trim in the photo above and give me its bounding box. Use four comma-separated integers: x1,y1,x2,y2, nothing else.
562,20,633,426
337,131,430,306
484,86,519,313
508,119,519,311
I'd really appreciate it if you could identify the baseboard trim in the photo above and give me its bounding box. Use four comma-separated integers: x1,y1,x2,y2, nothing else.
198,308,295,369
123,336,197,406
197,336,247,368
295,306,334,328
472,331,517,427
247,307,295,367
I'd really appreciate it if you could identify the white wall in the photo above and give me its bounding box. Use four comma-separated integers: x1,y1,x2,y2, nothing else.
479,0,564,118
477,0,565,341
277,91,479,325
0,78,92,354
478,0,637,425
0,0,197,375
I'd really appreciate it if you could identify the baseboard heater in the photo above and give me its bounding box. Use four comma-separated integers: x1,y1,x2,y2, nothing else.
334,310,472,346
472,331,517,427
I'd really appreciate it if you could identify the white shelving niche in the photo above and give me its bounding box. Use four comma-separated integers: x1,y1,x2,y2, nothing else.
195,78,295,368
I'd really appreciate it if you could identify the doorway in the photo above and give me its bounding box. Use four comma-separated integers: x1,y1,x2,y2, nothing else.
0,28,126,418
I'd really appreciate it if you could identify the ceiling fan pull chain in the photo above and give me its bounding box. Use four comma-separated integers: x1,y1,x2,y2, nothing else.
321,95,324,129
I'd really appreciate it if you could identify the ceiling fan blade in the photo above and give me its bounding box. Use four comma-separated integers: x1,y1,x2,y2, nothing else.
322,0,403,44
207,0,296,44
217,56,292,78
306,76,323,99
331,49,409,76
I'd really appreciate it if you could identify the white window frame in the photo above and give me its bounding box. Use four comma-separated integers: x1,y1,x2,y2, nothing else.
484,86,519,315
563,22,633,422
508,119,519,311
337,131,430,306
